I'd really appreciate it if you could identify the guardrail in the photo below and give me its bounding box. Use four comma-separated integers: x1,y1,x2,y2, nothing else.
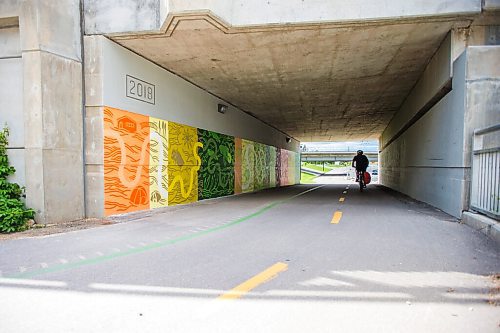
470,124,500,220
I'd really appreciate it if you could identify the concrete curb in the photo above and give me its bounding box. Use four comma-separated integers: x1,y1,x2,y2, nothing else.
461,211,500,246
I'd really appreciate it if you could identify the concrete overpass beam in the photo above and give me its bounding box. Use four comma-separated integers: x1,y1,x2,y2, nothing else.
83,0,482,35
484,0,500,11
84,0,161,35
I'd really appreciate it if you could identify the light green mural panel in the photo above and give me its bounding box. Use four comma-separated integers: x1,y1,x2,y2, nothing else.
242,139,255,193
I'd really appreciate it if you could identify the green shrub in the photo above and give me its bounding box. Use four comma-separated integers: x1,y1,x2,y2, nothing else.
0,126,35,233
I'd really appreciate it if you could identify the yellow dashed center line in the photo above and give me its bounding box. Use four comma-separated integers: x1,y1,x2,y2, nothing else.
339,197,345,202
331,211,343,224
218,262,288,300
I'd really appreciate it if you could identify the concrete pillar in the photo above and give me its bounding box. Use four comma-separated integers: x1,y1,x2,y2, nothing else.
20,0,84,223
0,25,24,187
463,45,500,212
83,35,104,218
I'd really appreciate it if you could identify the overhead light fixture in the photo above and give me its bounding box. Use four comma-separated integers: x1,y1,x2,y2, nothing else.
286,137,291,143
217,103,228,114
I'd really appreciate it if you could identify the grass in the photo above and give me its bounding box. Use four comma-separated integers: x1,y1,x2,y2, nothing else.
300,172,317,184
301,162,334,172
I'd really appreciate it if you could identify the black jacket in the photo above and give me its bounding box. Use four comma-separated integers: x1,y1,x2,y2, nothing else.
352,154,369,170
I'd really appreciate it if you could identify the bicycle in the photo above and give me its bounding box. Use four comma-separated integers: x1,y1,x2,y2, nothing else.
356,170,366,192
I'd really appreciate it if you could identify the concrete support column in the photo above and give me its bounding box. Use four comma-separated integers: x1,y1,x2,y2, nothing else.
83,35,104,218
463,45,500,211
20,0,84,223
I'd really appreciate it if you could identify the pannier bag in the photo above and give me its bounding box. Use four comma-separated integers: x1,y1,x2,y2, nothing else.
363,172,371,185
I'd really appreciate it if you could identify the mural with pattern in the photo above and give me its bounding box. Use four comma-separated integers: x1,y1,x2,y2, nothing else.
198,129,235,200
103,106,300,216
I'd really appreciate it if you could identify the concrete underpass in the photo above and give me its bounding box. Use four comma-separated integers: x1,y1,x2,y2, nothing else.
0,1,499,331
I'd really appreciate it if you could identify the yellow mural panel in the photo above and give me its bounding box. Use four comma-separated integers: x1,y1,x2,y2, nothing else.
168,121,200,166
167,122,201,206
149,118,168,208
168,165,199,206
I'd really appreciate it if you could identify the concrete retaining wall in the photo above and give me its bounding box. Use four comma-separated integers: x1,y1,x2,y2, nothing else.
379,34,468,218
380,42,500,218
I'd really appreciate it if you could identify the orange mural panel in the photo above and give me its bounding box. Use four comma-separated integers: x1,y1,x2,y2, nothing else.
103,107,150,215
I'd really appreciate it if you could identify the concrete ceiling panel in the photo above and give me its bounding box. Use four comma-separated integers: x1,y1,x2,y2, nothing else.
111,16,468,141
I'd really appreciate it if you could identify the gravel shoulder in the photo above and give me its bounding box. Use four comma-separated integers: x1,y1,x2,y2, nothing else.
0,218,112,241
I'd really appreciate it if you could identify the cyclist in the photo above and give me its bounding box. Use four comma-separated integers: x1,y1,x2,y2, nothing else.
352,150,369,185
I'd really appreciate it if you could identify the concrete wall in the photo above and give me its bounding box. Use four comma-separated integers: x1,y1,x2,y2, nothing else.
380,36,500,218
85,36,300,217
84,0,482,35
380,33,453,151
379,34,468,218
484,0,500,10
464,47,500,136
0,26,24,186
84,0,160,35
0,0,85,224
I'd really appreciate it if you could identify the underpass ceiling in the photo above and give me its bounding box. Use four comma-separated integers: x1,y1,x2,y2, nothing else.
111,16,470,142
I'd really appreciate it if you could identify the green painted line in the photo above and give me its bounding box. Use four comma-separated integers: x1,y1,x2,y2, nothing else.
10,185,324,279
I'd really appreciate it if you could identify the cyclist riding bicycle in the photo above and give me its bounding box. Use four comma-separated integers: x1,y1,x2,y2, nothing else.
352,150,369,184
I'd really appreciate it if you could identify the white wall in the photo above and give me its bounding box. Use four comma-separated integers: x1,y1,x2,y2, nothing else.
99,36,298,150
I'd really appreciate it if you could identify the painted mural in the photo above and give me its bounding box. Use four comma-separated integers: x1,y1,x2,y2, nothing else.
198,129,235,200
149,117,168,208
103,106,300,216
103,107,150,215
254,142,267,191
234,138,242,194
269,146,277,188
168,122,200,206
280,149,289,186
241,139,255,193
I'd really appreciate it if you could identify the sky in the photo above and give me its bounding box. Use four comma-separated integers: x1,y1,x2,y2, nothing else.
300,141,378,152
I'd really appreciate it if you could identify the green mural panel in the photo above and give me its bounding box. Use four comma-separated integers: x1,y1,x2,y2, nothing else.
254,142,267,191
264,145,271,189
197,129,235,200
242,140,255,193
295,152,301,184
269,146,277,187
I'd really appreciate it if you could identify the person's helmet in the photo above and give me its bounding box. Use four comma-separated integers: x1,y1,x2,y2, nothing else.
357,150,363,155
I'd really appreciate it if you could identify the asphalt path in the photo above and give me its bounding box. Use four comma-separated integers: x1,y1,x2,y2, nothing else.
1,183,499,332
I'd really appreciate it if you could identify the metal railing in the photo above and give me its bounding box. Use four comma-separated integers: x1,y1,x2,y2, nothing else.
470,124,500,220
